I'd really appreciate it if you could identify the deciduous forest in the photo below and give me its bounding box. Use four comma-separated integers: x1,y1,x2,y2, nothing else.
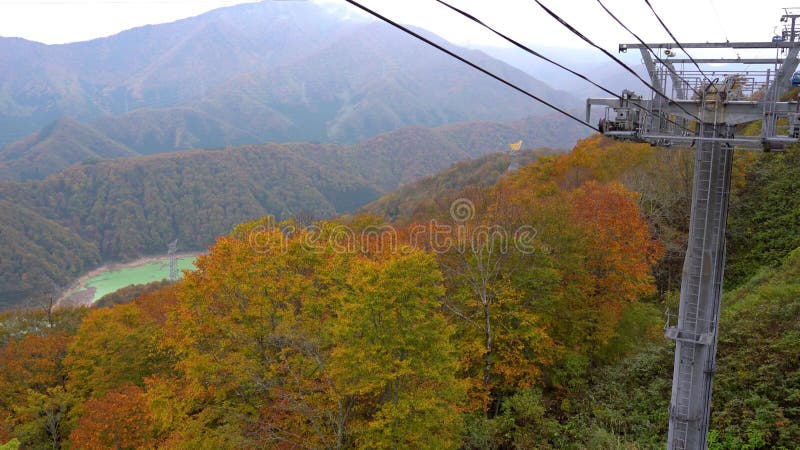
2,136,798,448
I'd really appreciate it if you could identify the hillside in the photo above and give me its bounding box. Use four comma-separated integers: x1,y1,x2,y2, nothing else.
0,145,378,259
0,144,377,305
190,21,572,144
1,135,798,448
0,111,589,182
362,148,556,221
726,147,800,287
0,118,137,181
336,114,585,191
363,135,697,293
562,247,800,448
0,134,666,448
92,107,261,155
0,200,100,310
0,117,578,310
0,1,577,151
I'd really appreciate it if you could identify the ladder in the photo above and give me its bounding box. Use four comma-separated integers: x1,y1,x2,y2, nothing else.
665,123,733,449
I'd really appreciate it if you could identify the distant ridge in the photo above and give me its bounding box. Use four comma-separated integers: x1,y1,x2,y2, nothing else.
0,118,137,181
0,1,577,149
0,111,589,182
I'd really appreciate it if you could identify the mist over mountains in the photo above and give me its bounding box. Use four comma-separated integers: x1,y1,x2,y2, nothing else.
0,1,582,171
479,44,650,98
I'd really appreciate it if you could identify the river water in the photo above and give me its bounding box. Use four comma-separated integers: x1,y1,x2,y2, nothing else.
63,255,198,305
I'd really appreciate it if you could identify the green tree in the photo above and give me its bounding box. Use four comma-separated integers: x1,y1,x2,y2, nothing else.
727,147,800,286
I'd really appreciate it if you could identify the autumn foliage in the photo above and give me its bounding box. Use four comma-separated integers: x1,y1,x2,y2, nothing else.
0,136,667,448
68,385,154,450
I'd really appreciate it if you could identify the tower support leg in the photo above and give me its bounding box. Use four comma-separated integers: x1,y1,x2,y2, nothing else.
666,123,733,450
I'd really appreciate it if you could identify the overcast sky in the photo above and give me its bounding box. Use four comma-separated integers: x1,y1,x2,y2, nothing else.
0,0,790,57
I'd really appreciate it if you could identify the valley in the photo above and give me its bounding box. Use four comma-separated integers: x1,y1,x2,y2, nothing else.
58,253,198,307
0,113,584,309
1,1,796,449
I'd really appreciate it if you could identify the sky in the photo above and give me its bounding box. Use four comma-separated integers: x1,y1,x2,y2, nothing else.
0,0,790,57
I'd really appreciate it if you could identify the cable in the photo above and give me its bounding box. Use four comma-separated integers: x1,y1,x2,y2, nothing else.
434,0,695,134
434,0,611,96
531,0,703,123
643,0,712,84
594,0,702,99
707,0,729,42
343,0,599,132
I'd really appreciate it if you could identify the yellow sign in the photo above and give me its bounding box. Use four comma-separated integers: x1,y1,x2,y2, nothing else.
509,140,522,151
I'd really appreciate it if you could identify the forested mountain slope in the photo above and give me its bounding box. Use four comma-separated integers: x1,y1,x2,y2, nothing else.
0,116,585,308
0,112,588,182
0,1,577,151
0,144,376,307
1,136,798,449
362,148,556,221
0,135,665,448
0,200,100,310
726,147,800,287
0,118,137,181
563,247,800,448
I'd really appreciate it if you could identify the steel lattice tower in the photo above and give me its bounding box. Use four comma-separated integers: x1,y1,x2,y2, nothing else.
587,35,800,449
168,239,179,282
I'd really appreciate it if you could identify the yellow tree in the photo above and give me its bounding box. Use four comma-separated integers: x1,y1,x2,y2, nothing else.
329,249,467,449
161,219,357,448
65,289,177,402
413,185,555,408
166,229,322,446
160,217,471,448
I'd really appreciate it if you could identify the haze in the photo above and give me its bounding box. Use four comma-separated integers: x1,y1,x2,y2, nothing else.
0,0,787,54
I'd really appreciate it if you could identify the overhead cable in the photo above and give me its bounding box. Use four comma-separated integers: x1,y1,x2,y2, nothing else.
434,0,695,133
643,0,713,84
344,0,600,131
594,0,702,98
531,0,703,123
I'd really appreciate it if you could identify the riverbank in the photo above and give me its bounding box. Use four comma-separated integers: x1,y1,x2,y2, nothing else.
57,252,202,308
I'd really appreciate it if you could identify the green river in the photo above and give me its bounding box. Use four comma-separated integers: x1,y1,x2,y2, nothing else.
75,256,198,303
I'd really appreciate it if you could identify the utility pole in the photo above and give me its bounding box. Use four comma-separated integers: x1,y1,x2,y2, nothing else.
168,239,179,281
587,30,800,450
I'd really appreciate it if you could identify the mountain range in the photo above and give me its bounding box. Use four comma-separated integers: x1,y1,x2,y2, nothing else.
0,1,581,179
0,0,596,307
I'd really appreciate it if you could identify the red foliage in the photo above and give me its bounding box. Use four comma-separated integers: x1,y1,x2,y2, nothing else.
68,384,155,450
